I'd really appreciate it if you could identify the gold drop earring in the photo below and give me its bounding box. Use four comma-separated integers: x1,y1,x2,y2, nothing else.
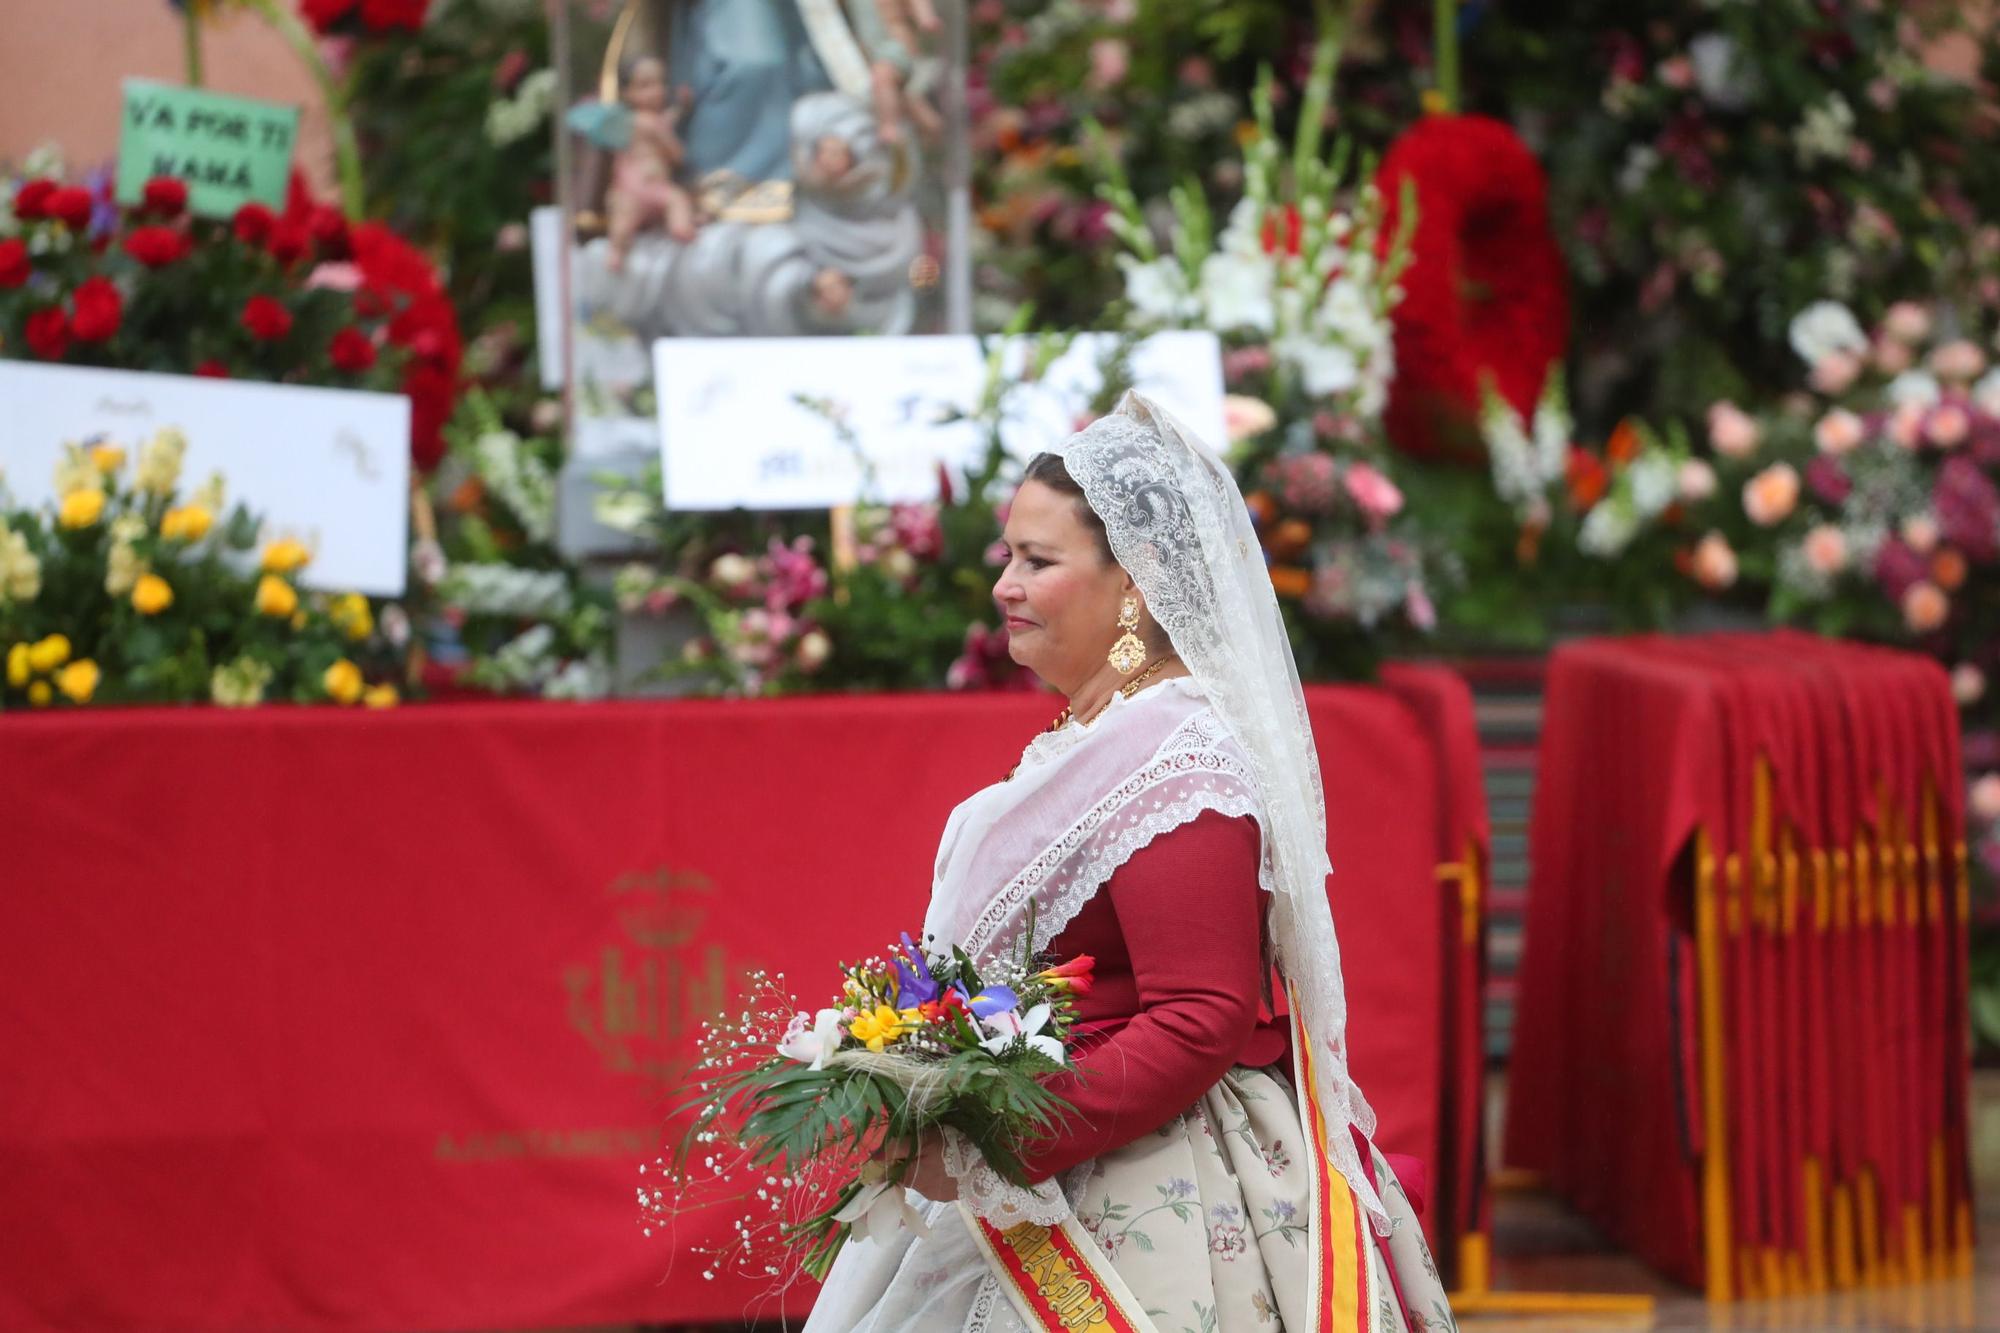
1108,596,1147,675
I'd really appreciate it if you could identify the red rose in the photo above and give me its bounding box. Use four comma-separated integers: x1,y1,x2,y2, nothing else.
359,0,429,30
241,294,294,341
24,307,69,360
329,326,378,372
141,177,189,218
70,276,123,342
194,360,231,378
300,0,359,31
232,202,276,246
0,239,29,289
268,221,312,265
13,179,57,221
122,225,190,268
47,187,94,231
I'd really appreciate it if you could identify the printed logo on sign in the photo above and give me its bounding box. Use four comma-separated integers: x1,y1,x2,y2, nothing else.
562,865,746,1086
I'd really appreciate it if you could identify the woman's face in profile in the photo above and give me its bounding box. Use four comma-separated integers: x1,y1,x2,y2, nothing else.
992,480,1129,689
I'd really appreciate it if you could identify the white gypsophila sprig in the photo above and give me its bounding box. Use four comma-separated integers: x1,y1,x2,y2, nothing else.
473,429,557,543
438,563,572,618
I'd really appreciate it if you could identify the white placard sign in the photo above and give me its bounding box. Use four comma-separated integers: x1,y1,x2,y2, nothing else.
652,331,1225,511
0,363,411,595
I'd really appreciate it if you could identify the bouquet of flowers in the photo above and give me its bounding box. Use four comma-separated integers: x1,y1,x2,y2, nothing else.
0,431,403,709
645,928,1094,1283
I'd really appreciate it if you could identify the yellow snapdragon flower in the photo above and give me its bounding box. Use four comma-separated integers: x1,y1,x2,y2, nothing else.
329,592,373,641
89,444,126,475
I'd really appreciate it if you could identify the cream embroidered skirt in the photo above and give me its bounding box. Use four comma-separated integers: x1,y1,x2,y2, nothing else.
804,1064,1457,1333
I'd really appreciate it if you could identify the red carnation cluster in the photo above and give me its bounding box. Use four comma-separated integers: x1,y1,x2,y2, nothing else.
301,0,432,36
2,169,458,472
1374,114,1570,463
351,221,461,471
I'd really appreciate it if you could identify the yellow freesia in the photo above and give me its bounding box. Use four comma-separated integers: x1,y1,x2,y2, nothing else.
54,659,100,704
261,538,312,574
323,658,364,705
131,573,174,616
362,683,399,709
26,634,70,673
58,489,105,529
848,1004,909,1053
27,680,51,707
89,444,126,475
159,504,214,543
5,643,29,688
254,574,298,619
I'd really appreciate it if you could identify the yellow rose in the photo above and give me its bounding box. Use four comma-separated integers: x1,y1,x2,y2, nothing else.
131,573,174,616
159,504,214,543
323,658,365,705
261,538,312,574
89,444,126,475
26,634,70,673
254,574,299,619
54,658,100,704
27,680,52,707
5,643,29,688
57,488,106,529
329,592,374,641
362,683,400,709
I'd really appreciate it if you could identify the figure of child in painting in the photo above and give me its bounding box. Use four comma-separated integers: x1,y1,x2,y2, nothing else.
606,56,698,273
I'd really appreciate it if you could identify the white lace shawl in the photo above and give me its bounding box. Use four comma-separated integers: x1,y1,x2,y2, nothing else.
921,677,1376,1229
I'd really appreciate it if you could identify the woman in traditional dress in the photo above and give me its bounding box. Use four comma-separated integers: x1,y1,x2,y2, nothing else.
804,393,1456,1333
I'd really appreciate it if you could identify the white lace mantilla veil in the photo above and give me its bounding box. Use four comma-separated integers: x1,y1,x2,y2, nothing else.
919,390,1388,1237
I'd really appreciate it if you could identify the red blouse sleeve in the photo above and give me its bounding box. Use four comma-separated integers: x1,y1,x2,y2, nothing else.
1019,809,1266,1183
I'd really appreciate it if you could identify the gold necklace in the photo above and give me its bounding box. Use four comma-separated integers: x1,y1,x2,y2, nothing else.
1002,656,1183,784
1046,654,1181,733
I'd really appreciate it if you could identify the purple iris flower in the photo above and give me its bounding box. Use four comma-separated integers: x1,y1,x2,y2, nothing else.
82,164,119,241
892,932,941,1008
961,983,1018,1018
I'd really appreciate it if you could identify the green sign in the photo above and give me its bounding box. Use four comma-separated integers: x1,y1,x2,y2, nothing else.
116,79,299,220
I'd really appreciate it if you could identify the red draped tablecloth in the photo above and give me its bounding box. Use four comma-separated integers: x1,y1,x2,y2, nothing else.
0,672,1483,1332
1504,631,1971,1299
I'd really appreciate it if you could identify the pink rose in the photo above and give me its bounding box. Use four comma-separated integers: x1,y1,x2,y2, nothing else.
1707,401,1761,458
1952,663,1986,705
1901,514,1939,554
1221,394,1278,444
1927,404,1970,447
1342,462,1404,521
1810,351,1861,395
1882,301,1931,344
1678,458,1718,501
1802,524,1848,575
1087,37,1130,90
1813,408,1865,455
1692,532,1739,590
1742,462,1801,527
1901,580,1949,633
1873,337,1913,375
1659,55,1695,88
1930,339,1986,381
1970,773,2000,822
1890,402,1926,449
1405,584,1437,631
305,262,363,292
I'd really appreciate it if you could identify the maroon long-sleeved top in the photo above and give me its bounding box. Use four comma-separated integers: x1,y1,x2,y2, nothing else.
1022,809,1290,1182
